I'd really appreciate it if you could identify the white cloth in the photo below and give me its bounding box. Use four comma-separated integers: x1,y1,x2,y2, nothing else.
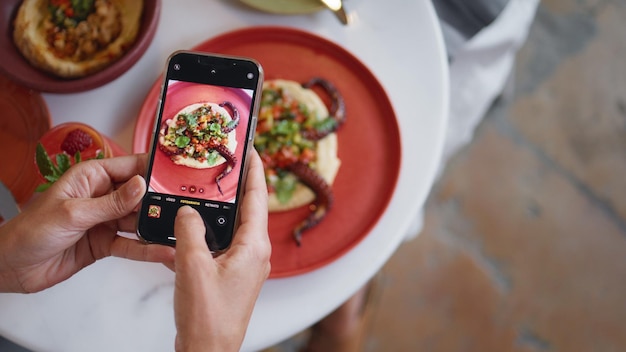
405,0,540,238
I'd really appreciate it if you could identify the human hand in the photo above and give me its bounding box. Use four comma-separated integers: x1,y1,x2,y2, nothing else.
173,150,271,352
0,154,175,293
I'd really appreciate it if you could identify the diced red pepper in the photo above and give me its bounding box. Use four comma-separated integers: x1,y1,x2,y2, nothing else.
256,119,271,134
299,148,315,164
274,146,298,168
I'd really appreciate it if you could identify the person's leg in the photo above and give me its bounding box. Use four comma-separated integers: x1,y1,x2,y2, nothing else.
302,281,374,352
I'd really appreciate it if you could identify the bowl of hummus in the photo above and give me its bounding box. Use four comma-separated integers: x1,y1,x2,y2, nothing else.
0,0,161,93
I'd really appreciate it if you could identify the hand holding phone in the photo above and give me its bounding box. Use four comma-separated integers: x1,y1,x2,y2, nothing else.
172,150,271,350
137,51,263,253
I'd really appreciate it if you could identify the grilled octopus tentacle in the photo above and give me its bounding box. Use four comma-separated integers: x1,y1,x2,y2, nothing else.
219,101,240,134
215,144,237,196
286,161,334,246
301,77,346,141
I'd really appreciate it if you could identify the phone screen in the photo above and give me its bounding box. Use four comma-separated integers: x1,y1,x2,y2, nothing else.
137,51,263,252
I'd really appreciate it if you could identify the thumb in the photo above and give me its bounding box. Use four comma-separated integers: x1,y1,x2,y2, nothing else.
77,175,146,226
174,206,209,255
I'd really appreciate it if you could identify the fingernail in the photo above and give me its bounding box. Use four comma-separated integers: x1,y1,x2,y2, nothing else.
177,205,195,216
124,176,143,199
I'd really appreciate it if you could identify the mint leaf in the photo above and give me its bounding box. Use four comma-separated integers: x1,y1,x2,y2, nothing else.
35,143,58,178
35,183,52,192
44,174,59,183
35,141,108,193
57,153,71,173
35,143,62,192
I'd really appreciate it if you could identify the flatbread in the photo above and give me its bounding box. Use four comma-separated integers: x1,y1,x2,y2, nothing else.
258,79,341,212
13,0,143,78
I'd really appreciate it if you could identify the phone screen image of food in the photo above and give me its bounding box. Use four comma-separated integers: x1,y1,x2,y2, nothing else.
142,78,255,250
149,79,252,204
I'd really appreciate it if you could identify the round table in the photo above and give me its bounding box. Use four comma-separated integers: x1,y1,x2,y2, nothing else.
0,1,449,351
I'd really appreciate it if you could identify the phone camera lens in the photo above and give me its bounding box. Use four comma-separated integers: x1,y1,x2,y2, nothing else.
247,72,254,79
210,69,217,74
173,63,181,71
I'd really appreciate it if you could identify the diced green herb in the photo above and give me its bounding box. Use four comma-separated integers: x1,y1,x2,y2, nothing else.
70,0,96,21
185,114,198,129
48,0,95,28
314,117,338,133
209,123,222,134
223,119,238,131
275,174,297,204
175,136,191,148
207,151,219,166
273,120,298,136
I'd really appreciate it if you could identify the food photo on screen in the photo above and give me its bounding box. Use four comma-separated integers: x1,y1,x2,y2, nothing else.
147,80,253,204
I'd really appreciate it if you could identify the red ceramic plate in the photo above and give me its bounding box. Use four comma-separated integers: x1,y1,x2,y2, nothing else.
133,26,402,278
0,0,160,93
0,74,50,205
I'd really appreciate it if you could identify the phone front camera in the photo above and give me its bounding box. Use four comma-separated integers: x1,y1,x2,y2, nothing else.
173,63,181,71
247,72,254,79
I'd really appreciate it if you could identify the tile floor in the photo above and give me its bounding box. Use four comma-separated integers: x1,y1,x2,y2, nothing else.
2,0,625,351
270,0,626,351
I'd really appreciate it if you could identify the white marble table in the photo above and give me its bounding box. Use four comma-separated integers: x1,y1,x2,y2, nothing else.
0,0,449,351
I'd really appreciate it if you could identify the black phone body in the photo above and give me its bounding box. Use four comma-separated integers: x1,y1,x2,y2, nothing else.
137,51,263,253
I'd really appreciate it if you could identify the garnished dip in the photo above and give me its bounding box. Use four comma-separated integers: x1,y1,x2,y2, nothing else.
45,0,122,61
13,0,143,78
254,84,319,203
157,101,240,195
159,103,237,167
253,78,346,245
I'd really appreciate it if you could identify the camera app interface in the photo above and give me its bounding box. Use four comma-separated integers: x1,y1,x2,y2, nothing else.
143,79,254,247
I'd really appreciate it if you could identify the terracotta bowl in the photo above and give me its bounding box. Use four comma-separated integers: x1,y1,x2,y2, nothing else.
0,73,50,205
0,0,161,93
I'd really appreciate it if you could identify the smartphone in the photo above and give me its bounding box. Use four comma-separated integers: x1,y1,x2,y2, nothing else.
137,51,263,253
